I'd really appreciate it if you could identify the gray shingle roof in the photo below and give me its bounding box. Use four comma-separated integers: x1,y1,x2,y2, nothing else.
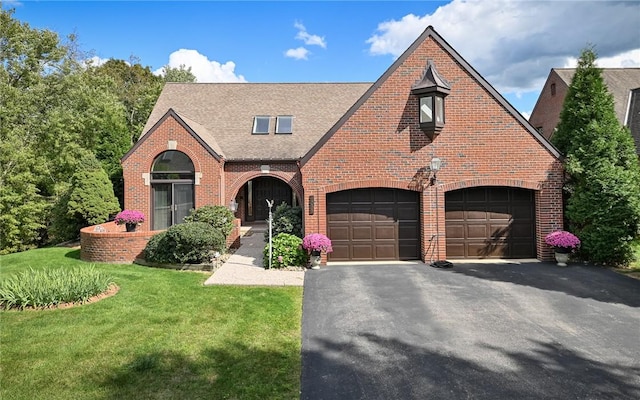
140,83,372,161
554,68,640,125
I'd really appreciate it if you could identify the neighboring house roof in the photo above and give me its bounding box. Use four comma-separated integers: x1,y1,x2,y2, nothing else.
553,68,640,126
138,83,371,161
530,67,640,155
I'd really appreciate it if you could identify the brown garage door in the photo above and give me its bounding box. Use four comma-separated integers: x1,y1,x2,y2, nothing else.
327,188,420,261
445,187,536,259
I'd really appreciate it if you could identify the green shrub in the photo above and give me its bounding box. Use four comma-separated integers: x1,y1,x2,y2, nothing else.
263,233,307,269
0,266,114,310
184,205,234,238
143,231,172,263
143,222,225,264
264,202,303,240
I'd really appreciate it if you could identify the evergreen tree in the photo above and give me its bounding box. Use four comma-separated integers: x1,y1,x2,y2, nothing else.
552,48,640,266
50,152,120,242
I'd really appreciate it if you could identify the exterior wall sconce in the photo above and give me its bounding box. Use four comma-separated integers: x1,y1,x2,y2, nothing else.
229,198,238,212
411,60,451,140
309,195,315,215
429,157,442,186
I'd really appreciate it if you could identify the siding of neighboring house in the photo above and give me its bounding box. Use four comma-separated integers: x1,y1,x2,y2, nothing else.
528,70,570,138
628,88,640,155
530,68,640,156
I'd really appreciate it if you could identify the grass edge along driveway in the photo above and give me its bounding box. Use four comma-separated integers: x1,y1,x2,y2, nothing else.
0,247,302,400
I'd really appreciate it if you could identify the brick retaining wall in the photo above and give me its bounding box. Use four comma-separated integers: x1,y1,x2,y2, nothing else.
80,219,241,264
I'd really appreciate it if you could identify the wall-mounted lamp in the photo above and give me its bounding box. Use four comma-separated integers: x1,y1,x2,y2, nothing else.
229,198,238,212
411,60,451,140
309,196,315,215
429,157,442,186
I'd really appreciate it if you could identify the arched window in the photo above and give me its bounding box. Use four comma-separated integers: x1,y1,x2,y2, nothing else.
151,151,195,230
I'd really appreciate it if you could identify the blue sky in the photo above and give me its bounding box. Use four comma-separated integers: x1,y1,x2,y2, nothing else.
7,0,640,117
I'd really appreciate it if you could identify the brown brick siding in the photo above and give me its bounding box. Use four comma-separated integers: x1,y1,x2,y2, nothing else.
301,36,564,261
529,71,569,140
80,222,162,264
122,115,223,226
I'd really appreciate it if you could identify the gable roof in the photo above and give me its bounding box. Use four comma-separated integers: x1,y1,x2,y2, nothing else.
301,26,561,164
138,83,371,161
553,68,640,126
122,108,224,162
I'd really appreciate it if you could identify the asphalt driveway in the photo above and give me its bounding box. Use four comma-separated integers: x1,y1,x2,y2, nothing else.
301,262,640,399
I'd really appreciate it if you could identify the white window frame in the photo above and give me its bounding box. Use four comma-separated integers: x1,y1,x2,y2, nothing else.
252,116,270,134
275,115,293,134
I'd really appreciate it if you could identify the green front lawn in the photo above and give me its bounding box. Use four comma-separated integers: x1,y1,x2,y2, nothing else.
0,247,302,400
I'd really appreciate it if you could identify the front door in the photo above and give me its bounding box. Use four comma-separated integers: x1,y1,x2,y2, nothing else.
152,183,194,230
247,177,293,222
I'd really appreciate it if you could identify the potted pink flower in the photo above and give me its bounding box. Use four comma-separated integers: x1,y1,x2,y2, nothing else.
302,233,333,269
545,230,580,266
114,210,145,232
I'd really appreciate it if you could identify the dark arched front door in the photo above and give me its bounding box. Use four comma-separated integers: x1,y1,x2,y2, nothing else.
246,177,293,222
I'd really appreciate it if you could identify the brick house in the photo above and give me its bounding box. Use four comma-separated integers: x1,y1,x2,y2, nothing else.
121,26,564,262
529,68,640,156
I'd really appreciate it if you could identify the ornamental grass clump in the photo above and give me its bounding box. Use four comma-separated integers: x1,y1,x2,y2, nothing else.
545,230,581,252
114,210,145,226
302,233,333,254
0,267,115,310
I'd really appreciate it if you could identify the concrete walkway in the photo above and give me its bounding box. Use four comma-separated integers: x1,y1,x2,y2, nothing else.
204,225,305,286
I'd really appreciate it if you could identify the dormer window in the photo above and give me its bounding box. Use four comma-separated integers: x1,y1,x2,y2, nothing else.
252,116,270,134
276,115,293,134
411,60,451,140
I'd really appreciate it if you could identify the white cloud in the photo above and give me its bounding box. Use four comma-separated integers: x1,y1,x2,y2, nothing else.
285,47,310,61
564,49,640,69
83,56,111,67
294,22,327,48
366,0,640,95
155,49,246,83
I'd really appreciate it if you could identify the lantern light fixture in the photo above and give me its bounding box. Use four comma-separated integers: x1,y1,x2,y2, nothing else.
411,60,451,140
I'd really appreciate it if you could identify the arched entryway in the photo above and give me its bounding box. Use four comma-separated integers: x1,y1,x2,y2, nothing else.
150,150,195,230
243,177,295,222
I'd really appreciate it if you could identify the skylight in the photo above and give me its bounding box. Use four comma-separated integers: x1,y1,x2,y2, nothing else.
252,116,270,134
276,115,293,134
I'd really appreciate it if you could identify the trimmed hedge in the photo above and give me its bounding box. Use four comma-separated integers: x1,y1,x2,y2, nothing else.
184,205,234,238
144,222,225,264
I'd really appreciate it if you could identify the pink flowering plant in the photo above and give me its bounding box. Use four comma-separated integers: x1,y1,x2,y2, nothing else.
302,233,333,254
114,210,145,226
545,230,580,252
